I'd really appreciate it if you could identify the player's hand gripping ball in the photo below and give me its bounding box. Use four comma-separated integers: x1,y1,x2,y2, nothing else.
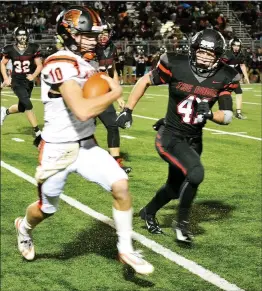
83,72,110,99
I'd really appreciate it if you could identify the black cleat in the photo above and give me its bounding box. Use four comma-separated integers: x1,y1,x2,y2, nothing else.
115,157,132,174
174,221,193,245
235,113,247,120
139,208,163,234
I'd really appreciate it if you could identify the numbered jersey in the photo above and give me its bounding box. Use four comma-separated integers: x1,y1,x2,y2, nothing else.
95,42,117,78
150,53,240,136
41,50,97,143
2,43,40,80
222,50,245,73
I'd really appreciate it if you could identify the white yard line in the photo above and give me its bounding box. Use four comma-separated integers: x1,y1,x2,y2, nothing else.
11,138,25,142
2,93,261,141
0,160,245,291
120,135,136,139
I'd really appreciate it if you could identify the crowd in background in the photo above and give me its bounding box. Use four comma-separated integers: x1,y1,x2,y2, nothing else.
0,1,261,84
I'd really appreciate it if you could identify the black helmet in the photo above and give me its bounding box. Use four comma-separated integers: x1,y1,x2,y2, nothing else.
229,37,242,55
98,20,113,47
190,28,226,77
14,26,29,45
56,6,103,60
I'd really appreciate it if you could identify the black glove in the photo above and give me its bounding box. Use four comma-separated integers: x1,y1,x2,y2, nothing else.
116,107,133,129
153,118,166,131
197,101,213,122
33,134,42,148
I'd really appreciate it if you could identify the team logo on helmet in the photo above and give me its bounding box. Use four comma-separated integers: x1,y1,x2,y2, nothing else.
62,9,82,31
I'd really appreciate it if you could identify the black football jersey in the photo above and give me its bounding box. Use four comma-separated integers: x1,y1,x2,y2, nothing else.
96,42,117,78
150,53,240,136
2,43,40,80
222,50,245,73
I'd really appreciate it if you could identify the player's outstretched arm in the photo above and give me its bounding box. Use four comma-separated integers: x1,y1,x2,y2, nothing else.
125,73,152,110
1,57,11,86
59,76,122,121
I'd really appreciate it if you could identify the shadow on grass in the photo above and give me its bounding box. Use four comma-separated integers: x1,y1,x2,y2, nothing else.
37,220,154,288
135,200,235,236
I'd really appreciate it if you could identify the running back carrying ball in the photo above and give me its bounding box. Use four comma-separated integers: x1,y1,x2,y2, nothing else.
83,72,110,99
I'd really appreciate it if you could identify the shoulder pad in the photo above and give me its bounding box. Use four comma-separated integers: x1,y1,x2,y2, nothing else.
42,53,79,84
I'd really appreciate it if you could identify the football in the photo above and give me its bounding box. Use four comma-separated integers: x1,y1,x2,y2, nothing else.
83,72,110,99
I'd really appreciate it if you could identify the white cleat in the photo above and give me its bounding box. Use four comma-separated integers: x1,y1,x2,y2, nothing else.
118,250,154,275
14,217,35,261
1,106,7,126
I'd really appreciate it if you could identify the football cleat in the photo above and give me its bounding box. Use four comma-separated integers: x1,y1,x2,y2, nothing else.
115,157,132,174
1,106,7,126
139,207,163,234
14,217,35,261
118,250,154,275
175,220,193,245
235,113,247,120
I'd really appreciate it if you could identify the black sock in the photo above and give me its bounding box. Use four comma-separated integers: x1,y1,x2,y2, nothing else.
177,181,198,223
33,126,40,133
145,185,172,216
6,109,10,115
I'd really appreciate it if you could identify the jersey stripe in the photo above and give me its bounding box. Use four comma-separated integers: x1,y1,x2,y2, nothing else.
44,56,80,75
158,63,172,77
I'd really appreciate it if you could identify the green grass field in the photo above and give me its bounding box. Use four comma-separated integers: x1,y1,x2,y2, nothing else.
1,84,261,291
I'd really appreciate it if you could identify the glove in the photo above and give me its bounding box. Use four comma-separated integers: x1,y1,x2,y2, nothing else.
196,101,213,122
153,118,166,131
33,134,42,148
116,107,133,129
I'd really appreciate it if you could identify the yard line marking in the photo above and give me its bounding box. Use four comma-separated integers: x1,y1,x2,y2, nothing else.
1,98,8,101
3,93,261,141
123,92,261,105
1,93,41,102
120,135,136,139
0,160,245,291
130,113,262,141
212,132,247,135
11,138,25,142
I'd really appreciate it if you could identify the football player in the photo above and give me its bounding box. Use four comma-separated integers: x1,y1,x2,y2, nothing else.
95,21,131,174
0,26,42,145
116,29,239,244
222,37,250,119
14,6,153,275
135,46,147,81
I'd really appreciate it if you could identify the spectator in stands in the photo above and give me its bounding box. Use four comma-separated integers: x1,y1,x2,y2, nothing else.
123,46,134,85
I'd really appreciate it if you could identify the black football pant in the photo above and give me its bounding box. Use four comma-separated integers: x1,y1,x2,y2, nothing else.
98,104,120,148
145,126,204,223
12,79,34,112
234,81,242,94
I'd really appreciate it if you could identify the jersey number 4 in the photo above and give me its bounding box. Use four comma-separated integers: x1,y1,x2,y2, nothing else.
13,60,30,73
177,95,208,124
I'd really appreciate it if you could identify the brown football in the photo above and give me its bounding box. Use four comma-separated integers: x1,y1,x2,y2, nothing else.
83,72,110,99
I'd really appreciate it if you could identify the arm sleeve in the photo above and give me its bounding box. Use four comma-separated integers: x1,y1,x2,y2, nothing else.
149,53,172,85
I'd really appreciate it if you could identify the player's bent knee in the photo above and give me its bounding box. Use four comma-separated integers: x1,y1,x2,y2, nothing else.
165,184,180,199
40,195,60,214
18,103,26,112
23,99,33,110
111,179,129,200
187,165,204,185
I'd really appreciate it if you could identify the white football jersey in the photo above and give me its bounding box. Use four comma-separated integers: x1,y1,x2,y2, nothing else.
41,50,97,143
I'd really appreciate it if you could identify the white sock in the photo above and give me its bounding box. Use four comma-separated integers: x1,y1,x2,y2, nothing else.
113,207,134,253
19,216,33,237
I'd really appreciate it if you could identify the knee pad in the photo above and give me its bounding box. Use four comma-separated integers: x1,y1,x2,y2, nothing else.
107,126,120,148
234,83,242,94
187,165,204,185
18,102,26,112
23,98,33,110
40,194,60,214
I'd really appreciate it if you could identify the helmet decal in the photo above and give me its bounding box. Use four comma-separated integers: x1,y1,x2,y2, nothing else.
62,9,82,29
